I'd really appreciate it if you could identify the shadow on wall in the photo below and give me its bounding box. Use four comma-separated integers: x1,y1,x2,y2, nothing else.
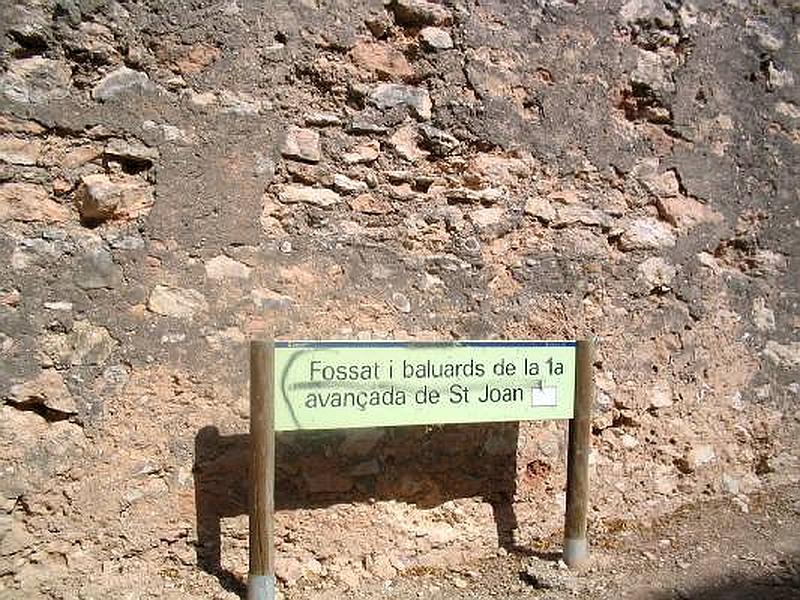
193,422,525,596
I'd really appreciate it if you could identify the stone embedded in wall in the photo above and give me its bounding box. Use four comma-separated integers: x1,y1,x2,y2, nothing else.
205,255,252,280
351,41,414,80
0,135,43,165
419,27,454,51
417,124,458,156
656,196,723,230
332,174,369,195
389,124,429,163
0,58,71,104
348,193,392,214
391,0,453,26
469,207,506,232
92,66,154,102
278,184,341,207
74,174,154,223
8,369,78,415
763,340,800,368
0,183,71,223
637,256,676,291
444,187,503,205
74,246,123,290
524,197,556,223
280,126,322,163
369,83,432,120
147,285,208,319
40,320,117,368
343,140,381,165
552,205,613,229
619,217,676,250
104,138,159,166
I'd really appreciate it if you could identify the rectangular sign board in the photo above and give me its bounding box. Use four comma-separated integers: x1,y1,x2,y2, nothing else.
272,341,576,431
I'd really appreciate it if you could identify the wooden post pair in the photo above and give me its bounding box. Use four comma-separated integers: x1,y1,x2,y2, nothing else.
246,339,593,598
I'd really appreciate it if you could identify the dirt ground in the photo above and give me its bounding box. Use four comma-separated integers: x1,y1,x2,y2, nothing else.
297,482,800,600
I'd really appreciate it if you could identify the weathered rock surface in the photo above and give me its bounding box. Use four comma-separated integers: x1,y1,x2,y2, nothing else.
0,58,71,104
147,285,208,318
278,184,341,207
8,369,77,415
0,183,70,223
74,174,154,223
92,67,154,101
279,126,322,163
369,83,432,120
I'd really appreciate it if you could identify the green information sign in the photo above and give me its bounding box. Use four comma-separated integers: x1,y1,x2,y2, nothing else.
273,341,576,431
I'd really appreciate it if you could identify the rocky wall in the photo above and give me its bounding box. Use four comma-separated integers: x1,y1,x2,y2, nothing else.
0,0,798,597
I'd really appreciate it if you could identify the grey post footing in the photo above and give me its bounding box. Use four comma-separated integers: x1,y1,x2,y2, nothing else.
247,574,275,600
563,537,589,568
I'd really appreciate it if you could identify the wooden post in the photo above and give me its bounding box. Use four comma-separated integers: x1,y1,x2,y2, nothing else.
248,340,275,600
563,338,594,568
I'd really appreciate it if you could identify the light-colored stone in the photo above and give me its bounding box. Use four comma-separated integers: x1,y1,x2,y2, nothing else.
620,0,675,27
553,205,612,228
41,320,117,368
631,50,674,95
278,184,341,208
656,196,723,229
252,288,294,310
280,126,322,163
764,340,800,368
304,112,341,127
420,27,454,50
648,381,673,409
638,257,677,289
148,285,208,319
751,298,776,332
0,135,42,165
0,183,71,223
0,58,71,104
349,193,392,214
470,207,505,229
333,174,368,195
344,140,381,165
74,174,154,223
104,138,159,164
683,444,716,471
389,124,429,163
205,255,252,280
0,115,46,135
74,247,123,290
633,158,680,197
369,84,432,120
444,187,503,204
351,42,414,79
93,67,154,101
392,0,452,26
619,217,676,250
524,197,556,222
9,370,77,414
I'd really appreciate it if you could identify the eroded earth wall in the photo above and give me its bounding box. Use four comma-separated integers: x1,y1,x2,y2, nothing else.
0,0,798,597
